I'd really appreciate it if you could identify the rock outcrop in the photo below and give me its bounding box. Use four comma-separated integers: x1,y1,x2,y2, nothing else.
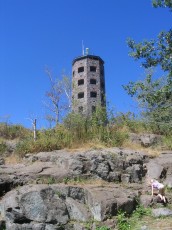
0,147,172,229
0,183,138,229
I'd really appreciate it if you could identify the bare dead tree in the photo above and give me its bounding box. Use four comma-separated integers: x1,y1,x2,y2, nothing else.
26,117,37,141
43,68,72,125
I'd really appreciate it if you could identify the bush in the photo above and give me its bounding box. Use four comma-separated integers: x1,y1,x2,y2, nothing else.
0,122,30,140
0,141,7,154
117,211,131,230
15,108,129,157
162,135,172,150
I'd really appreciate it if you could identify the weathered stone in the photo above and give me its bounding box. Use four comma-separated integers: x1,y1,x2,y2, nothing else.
0,185,69,227
164,175,172,188
66,197,91,221
152,208,172,217
108,171,121,182
129,133,162,147
121,174,130,183
139,195,152,208
146,162,165,180
6,222,46,230
0,158,5,165
116,197,136,214
140,134,159,147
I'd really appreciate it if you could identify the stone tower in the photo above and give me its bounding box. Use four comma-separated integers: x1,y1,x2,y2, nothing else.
72,53,106,116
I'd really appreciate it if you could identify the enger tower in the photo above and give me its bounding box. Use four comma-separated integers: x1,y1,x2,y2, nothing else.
72,51,106,116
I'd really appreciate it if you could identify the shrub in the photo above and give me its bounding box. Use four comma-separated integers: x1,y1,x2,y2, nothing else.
0,122,30,140
0,141,7,154
117,211,131,230
96,226,110,230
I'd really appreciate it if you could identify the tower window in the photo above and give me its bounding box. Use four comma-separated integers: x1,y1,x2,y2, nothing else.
73,71,75,76
78,67,84,73
78,106,83,113
78,92,84,99
90,79,96,84
78,79,84,86
90,66,96,72
92,106,96,113
90,92,97,98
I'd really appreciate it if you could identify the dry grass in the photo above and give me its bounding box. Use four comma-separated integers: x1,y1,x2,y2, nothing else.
5,154,21,164
66,141,106,153
64,178,111,186
136,216,172,230
123,140,162,158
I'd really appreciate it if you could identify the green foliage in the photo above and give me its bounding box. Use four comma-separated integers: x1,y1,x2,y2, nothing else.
63,177,71,184
152,0,172,9
117,205,152,230
123,72,172,134
0,122,30,140
95,226,110,230
162,135,172,149
117,211,131,230
0,141,7,154
64,107,128,147
124,1,172,135
14,107,128,157
132,205,151,219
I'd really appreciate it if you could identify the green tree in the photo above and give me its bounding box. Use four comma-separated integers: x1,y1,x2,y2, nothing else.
123,0,172,133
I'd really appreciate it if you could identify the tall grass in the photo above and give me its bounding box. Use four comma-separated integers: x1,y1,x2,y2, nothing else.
15,108,129,157
7,109,172,157
0,122,30,140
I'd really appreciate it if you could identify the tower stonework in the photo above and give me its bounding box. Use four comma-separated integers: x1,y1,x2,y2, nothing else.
72,54,106,116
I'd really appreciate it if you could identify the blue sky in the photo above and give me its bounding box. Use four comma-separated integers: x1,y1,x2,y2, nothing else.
0,0,171,128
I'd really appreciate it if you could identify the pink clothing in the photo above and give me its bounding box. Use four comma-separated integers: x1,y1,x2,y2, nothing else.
152,180,164,190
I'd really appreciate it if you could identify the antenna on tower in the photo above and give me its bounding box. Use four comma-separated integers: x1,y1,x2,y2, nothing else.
82,40,84,56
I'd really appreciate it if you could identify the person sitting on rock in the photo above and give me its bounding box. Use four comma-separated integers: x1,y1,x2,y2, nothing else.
150,179,167,203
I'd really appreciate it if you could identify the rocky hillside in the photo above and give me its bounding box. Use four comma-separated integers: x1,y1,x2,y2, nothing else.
0,145,172,229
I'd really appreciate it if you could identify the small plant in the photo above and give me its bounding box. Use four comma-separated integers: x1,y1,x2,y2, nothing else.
117,211,131,230
163,135,172,150
63,177,70,184
0,141,7,153
96,226,111,230
132,205,151,219
47,176,56,184
165,185,172,193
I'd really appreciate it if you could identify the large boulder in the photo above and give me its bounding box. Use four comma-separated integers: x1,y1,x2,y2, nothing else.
152,208,172,217
0,184,138,228
129,133,162,147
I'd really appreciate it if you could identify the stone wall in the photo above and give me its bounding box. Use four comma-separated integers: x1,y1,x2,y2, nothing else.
72,55,106,116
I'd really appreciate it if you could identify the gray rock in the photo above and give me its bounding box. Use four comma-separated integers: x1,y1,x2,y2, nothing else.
164,176,172,188
0,185,69,227
0,158,5,165
126,164,143,182
146,162,165,180
108,171,121,182
129,133,161,147
121,174,130,183
140,134,159,147
139,195,152,208
0,148,149,191
152,208,172,217
140,226,149,230
6,222,46,230
66,197,91,221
